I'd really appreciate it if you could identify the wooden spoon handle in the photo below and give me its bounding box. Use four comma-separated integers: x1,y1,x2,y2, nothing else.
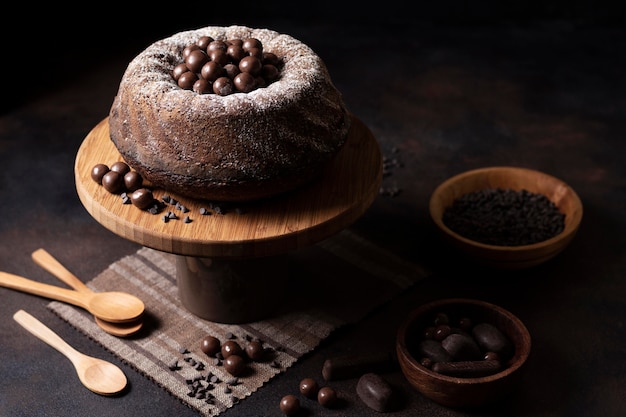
31,248,91,293
0,271,88,309
13,309,83,363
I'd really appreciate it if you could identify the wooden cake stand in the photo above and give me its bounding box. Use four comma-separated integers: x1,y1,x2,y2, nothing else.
75,115,382,323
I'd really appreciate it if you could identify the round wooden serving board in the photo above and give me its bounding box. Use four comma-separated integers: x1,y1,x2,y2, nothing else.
75,115,382,259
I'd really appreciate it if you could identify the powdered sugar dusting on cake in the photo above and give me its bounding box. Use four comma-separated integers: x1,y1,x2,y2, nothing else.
109,25,351,202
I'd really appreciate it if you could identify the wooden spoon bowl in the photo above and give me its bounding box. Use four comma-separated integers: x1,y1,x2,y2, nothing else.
31,248,143,337
13,309,128,396
0,271,145,323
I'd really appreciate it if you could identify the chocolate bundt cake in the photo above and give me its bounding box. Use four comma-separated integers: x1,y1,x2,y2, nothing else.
108,25,351,202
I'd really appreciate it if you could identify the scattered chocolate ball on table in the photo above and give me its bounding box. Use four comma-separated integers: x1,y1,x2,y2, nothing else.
279,394,300,416
317,386,338,408
299,377,319,398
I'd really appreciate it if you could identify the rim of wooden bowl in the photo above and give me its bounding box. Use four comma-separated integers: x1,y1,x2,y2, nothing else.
396,298,532,406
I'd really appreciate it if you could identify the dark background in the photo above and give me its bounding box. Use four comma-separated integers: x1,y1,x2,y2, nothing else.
3,1,624,113
2,2,626,416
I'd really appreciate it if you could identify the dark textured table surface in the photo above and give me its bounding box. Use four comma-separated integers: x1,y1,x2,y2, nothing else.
2,6,625,417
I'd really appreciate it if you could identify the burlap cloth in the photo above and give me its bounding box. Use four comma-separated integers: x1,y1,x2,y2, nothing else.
47,230,428,416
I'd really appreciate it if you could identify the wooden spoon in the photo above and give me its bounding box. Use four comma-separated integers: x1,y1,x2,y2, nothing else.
31,248,143,337
0,271,144,323
13,309,128,395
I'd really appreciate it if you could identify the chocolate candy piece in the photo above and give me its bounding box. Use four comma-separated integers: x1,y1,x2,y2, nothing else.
227,43,246,62
317,386,337,408
201,61,224,82
299,377,319,398
239,56,262,76
472,322,513,359
356,373,396,412
441,333,482,361
418,339,453,363
234,72,256,93
224,354,246,376
110,161,130,175
245,340,265,361
91,163,109,184
101,170,124,193
200,335,221,357
123,171,143,191
322,352,397,381
178,71,198,90
130,188,155,209
172,63,188,81
213,77,234,96
221,340,244,358
196,35,214,50
432,359,502,378
185,49,209,73
279,394,300,416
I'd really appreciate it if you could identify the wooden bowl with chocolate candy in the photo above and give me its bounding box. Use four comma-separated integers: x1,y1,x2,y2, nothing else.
396,298,531,409
429,166,583,269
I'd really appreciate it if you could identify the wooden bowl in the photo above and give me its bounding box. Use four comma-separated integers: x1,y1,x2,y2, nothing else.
429,166,583,269
396,298,531,408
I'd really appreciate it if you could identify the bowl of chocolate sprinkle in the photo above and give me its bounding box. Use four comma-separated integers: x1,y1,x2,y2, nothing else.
429,166,583,269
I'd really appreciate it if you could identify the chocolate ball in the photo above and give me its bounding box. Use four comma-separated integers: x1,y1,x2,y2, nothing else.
213,77,234,96
262,52,280,66
172,63,188,81
91,163,109,184
178,71,198,90
110,161,130,175
234,72,256,93
223,63,240,79
239,56,262,76
221,340,244,358
182,44,200,59
224,354,246,376
279,394,300,416
193,79,212,94
245,340,265,361
200,335,221,357
226,43,246,62
242,37,262,52
130,188,155,209
299,377,319,398
196,35,214,50
201,61,224,82
123,171,143,191
185,49,208,73
317,386,338,408
101,170,124,193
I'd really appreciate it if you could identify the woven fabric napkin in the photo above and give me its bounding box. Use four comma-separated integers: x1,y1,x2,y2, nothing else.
47,230,428,416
